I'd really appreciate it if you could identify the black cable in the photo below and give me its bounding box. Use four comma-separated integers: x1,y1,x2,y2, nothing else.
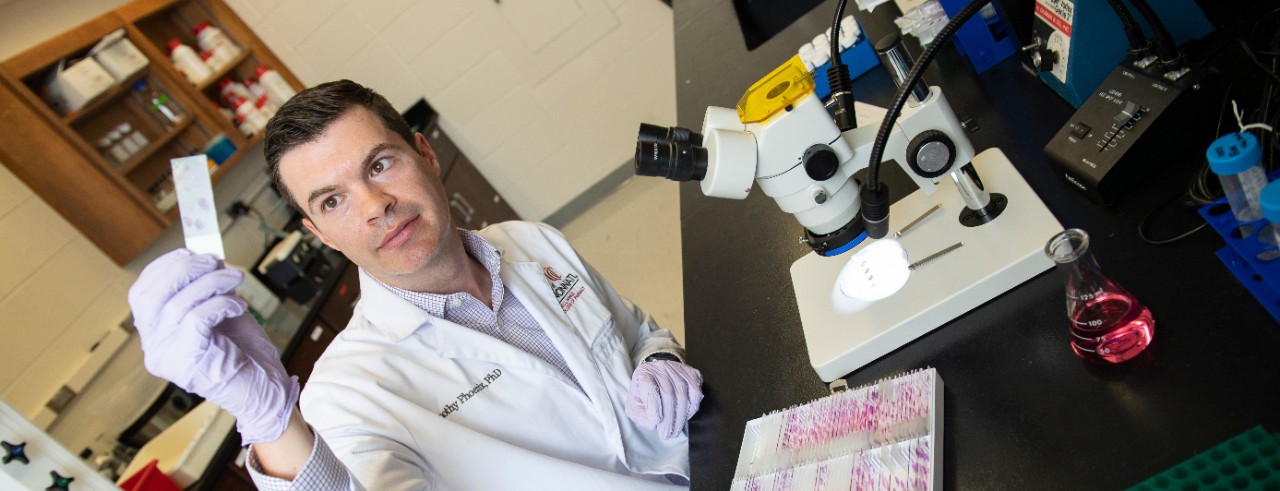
830,0,848,69
1127,0,1178,64
1249,7,1280,43
1135,77,1241,246
1237,38,1280,85
1103,0,1148,55
1137,54,1280,246
864,0,985,195
1137,193,1208,245
859,0,987,239
827,0,858,131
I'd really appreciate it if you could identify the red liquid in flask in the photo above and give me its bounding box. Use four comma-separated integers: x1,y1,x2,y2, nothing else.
1069,292,1154,363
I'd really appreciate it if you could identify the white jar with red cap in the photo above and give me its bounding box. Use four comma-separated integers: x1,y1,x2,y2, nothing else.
232,96,269,135
168,39,212,84
194,21,241,61
243,79,278,118
256,94,279,119
218,77,254,104
255,65,296,107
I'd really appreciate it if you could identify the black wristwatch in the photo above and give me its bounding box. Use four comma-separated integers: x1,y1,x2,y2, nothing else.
643,352,682,364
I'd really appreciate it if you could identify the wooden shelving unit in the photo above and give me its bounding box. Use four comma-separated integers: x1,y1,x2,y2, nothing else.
0,0,303,265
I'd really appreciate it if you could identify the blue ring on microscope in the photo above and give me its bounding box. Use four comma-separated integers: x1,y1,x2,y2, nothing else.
821,231,867,257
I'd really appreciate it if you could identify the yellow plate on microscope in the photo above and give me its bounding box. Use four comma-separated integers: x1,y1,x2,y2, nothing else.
736,55,815,124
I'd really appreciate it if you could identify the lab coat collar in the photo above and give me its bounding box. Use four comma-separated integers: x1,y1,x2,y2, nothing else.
355,267,435,342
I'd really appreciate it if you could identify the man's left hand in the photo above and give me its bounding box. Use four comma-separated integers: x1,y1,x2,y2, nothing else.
625,360,703,440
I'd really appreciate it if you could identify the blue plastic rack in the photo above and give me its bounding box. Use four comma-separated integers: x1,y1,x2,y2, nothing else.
1199,198,1280,323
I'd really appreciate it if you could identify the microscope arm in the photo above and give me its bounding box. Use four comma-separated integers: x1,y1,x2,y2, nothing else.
841,86,977,199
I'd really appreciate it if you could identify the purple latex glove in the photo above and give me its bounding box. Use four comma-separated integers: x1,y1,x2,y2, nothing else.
625,360,704,440
128,249,299,444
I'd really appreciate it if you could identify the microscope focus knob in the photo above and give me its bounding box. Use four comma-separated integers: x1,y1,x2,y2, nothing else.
803,144,840,181
905,130,956,178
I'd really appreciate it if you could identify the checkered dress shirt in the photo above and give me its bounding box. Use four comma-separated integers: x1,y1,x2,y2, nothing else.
378,230,580,388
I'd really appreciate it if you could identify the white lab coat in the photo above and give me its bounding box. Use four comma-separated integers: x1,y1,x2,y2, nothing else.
298,222,689,490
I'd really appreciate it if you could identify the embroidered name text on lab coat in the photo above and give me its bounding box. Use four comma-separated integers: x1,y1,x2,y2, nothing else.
438,368,503,418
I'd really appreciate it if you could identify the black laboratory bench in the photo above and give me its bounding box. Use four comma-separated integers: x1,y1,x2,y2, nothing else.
674,1,1280,490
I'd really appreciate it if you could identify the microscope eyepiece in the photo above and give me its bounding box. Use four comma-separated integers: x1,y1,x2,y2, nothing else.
634,124,708,182
637,123,703,147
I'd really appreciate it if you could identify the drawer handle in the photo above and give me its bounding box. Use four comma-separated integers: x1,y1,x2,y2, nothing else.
311,326,324,341
450,192,474,223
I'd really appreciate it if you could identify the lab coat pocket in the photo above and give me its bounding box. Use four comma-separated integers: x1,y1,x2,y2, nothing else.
590,321,633,389
589,320,622,360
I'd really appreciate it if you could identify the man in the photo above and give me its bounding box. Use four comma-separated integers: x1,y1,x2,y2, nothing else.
128,80,703,489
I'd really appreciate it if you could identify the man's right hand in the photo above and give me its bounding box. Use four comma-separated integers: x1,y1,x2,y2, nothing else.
129,249,299,444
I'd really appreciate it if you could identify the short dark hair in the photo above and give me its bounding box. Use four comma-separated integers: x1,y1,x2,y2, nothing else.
264,79,414,212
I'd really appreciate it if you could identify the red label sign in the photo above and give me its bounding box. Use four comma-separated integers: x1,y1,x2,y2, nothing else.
1035,2,1073,37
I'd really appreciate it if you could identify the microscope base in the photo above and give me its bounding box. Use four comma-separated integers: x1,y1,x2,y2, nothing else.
791,148,1062,381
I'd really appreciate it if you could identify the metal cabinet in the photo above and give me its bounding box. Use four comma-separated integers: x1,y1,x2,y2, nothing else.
403,99,519,229
425,123,460,181
444,154,520,230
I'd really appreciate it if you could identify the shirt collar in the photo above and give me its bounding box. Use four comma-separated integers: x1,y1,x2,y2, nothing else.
375,229,505,316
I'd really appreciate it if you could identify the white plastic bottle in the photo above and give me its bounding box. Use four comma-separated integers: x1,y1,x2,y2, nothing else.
244,77,268,102
218,77,254,105
255,94,278,119
113,126,141,155
255,65,297,106
98,134,129,166
168,39,212,84
118,122,149,151
243,78,278,118
194,21,241,60
232,96,269,135
199,50,218,72
234,113,255,138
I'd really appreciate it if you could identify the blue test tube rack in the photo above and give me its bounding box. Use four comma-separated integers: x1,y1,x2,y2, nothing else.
810,30,880,101
937,0,1019,74
1199,190,1280,324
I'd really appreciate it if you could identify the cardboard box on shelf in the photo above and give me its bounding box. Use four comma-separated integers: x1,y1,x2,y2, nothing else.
90,29,149,80
41,57,116,116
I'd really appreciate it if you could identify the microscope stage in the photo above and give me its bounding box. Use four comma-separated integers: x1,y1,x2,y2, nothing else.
791,148,1062,381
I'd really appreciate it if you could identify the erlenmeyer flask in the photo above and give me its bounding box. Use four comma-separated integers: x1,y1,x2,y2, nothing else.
1044,229,1155,363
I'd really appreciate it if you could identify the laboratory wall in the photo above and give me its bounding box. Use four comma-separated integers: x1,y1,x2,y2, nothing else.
222,0,678,221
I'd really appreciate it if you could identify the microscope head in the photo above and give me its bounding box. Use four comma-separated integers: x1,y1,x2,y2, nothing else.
634,56,870,256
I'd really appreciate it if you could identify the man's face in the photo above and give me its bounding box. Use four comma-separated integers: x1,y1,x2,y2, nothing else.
280,107,452,283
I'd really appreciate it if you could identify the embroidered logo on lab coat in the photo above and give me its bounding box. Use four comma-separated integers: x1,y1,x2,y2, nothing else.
545,266,585,313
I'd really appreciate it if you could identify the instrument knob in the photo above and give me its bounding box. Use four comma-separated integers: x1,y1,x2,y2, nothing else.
906,130,956,178
803,144,840,181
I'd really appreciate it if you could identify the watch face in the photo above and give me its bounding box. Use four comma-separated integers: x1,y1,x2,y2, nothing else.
645,352,680,363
